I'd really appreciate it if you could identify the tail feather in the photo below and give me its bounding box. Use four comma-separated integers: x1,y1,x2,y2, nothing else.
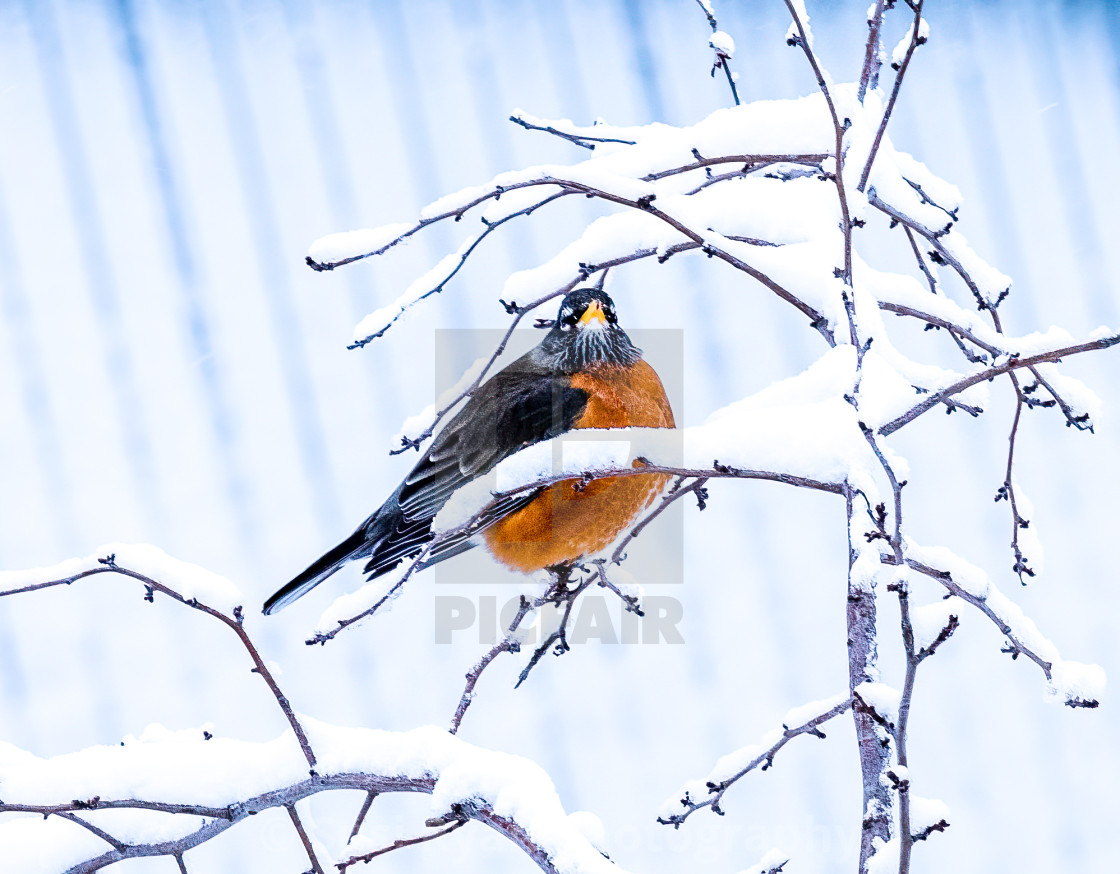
262,528,369,615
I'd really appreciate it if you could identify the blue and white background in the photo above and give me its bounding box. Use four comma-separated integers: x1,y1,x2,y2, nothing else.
1,1,1118,871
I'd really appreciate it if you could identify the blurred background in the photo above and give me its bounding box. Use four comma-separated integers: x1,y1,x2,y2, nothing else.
1,0,1118,871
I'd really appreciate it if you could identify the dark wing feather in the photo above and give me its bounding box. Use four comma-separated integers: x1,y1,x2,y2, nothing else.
397,370,588,521
265,359,590,613
367,367,589,576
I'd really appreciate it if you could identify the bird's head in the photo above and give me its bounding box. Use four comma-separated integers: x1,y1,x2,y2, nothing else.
537,288,642,372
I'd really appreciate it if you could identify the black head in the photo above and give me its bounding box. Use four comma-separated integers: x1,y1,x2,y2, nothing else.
535,288,641,373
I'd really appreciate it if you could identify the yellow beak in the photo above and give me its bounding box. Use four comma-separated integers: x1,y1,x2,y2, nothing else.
578,300,607,326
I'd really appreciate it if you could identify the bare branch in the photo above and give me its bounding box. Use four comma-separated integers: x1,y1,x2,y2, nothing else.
610,476,709,565
996,372,1036,583
509,114,636,148
347,790,378,843
287,804,325,874
642,153,828,182
337,820,467,872
515,570,595,689
54,813,127,853
450,596,533,734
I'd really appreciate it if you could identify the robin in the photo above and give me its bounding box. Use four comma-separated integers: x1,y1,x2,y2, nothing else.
262,288,675,615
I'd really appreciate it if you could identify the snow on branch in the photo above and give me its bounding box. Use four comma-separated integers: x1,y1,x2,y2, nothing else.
899,542,1104,708
657,695,853,827
0,721,630,874
0,557,632,874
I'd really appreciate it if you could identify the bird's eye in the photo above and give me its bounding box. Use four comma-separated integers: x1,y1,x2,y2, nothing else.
605,309,618,324
561,312,579,328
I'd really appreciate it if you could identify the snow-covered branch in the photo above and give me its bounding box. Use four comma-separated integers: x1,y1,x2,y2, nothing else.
898,547,1104,708
657,695,853,828
0,722,628,874
0,556,632,874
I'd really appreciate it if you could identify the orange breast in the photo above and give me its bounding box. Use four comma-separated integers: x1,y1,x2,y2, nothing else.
484,360,675,572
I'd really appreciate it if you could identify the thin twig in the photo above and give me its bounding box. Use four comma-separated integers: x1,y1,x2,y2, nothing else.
643,153,828,181
515,572,595,688
693,0,740,105
55,813,128,852
336,820,467,871
997,373,1035,583
610,476,710,564
898,225,988,364
287,804,325,874
347,791,378,843
869,191,989,311
450,596,533,734
509,114,636,148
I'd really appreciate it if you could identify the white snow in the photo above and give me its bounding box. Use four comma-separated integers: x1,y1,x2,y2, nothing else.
906,539,1105,705
710,31,736,57
315,572,404,635
891,18,931,67
854,681,901,727
1032,363,1103,425
910,597,962,653
0,543,243,615
910,795,951,834
0,720,628,874
784,0,814,49
394,354,491,449
782,692,851,729
736,848,789,874
567,810,610,857
891,150,960,212
1046,661,1106,707
307,223,415,265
